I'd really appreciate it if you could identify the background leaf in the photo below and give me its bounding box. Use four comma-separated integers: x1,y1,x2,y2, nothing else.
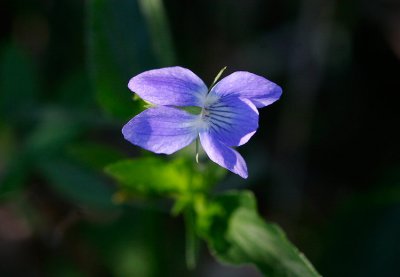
0,157,29,198
38,159,116,211
0,44,39,124
67,143,126,171
137,0,176,66
87,0,175,120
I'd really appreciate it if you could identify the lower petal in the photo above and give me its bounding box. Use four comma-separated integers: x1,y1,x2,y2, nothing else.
199,131,248,178
122,106,198,154
206,96,259,147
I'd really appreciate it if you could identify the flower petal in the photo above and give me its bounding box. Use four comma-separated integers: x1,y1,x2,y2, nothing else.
122,106,198,154
199,131,248,178
128,66,208,106
205,96,259,146
210,71,282,108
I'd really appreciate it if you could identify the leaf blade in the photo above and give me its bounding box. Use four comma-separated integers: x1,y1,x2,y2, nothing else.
197,191,321,277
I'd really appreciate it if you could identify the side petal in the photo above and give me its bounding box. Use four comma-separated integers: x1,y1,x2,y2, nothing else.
122,106,198,154
199,131,248,179
210,71,282,108
205,96,259,146
128,66,208,106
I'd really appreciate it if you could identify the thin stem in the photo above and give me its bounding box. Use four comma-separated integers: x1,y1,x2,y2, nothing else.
195,137,199,164
184,206,199,270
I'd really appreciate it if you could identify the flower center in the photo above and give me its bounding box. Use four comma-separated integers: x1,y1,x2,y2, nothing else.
201,107,210,119
194,93,222,132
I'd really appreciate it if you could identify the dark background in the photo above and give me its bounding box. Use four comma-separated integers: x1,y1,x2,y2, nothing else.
0,0,399,276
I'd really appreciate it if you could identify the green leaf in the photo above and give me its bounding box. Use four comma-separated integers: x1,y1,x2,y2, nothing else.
197,191,321,277
229,209,320,276
105,157,192,197
105,157,222,199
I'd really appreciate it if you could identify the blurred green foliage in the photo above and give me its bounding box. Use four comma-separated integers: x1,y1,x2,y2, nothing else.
196,191,320,276
105,157,223,197
105,155,320,276
0,45,38,123
0,0,399,276
87,0,174,120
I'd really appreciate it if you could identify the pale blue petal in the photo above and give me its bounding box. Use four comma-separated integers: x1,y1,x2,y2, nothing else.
210,71,282,108
199,131,248,178
204,96,259,146
122,106,198,154
128,66,208,106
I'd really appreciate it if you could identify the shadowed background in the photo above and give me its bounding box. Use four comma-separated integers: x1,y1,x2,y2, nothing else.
0,0,399,276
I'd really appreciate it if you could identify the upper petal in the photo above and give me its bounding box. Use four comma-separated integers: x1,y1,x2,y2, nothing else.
199,131,248,178
204,96,259,147
122,106,198,154
210,71,282,108
128,66,208,107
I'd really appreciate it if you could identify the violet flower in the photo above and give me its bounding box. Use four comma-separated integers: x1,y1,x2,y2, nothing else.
122,66,282,178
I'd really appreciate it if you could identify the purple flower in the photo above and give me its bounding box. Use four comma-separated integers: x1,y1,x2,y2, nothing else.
122,66,282,178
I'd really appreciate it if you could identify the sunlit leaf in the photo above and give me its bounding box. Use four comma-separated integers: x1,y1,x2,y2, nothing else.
105,157,222,198
105,157,191,197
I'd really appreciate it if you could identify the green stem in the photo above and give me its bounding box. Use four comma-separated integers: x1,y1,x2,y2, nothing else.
184,207,199,270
